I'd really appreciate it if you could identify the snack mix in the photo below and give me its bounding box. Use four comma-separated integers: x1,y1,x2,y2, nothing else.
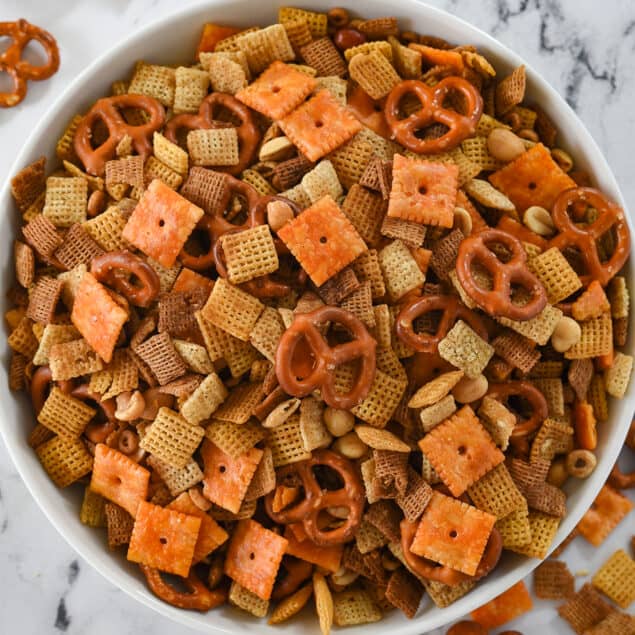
6,6,634,632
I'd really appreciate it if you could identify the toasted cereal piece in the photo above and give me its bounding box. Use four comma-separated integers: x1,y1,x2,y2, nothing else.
279,7,327,37
214,381,263,424
461,136,505,171
229,581,269,617
143,156,182,190
533,559,575,599
83,205,130,252
464,178,516,214
153,132,189,176
248,307,285,364
512,510,560,559
43,176,88,228
301,160,343,204
578,485,634,546
26,276,63,324
314,75,347,105
591,549,635,609
349,50,401,100
127,500,200,577
341,184,387,247
187,128,240,167
388,36,422,79
53,223,105,270
146,455,204,498
344,40,393,63
439,320,495,378
491,330,540,374
37,386,96,440
268,413,312,467
105,156,144,189
388,155,458,227
180,167,229,216
525,480,567,517
422,578,476,608
122,179,204,268
340,280,375,328
495,64,526,115
180,373,228,425
471,580,533,628
22,214,62,261
221,225,279,285
104,502,134,549
11,156,46,212
527,247,582,304
8,316,38,358
356,520,388,554
317,267,360,305
381,216,426,248
332,589,382,626
373,448,409,497
396,469,433,522
411,491,496,576
172,340,214,375
205,419,265,460
565,312,613,359
498,303,563,346
607,275,629,318
224,518,288,601
173,66,210,114
139,407,205,469
49,337,104,381
489,143,576,212
90,444,150,517
278,90,362,162
408,370,464,408
236,24,295,75
583,612,635,635
385,568,424,619
14,240,35,288
134,332,187,385
533,377,565,417
236,60,316,119
128,62,175,106
351,250,387,299
35,435,93,488
604,352,633,399
296,396,330,451
378,240,425,301
8,352,26,392
80,486,107,528
495,506,532,550
355,426,410,453
157,288,207,339
329,135,379,190
467,463,526,519
558,583,614,635
300,37,346,77
278,195,366,286
418,394,457,433
269,583,313,625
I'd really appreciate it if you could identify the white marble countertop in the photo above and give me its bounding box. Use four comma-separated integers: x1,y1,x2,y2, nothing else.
0,0,633,633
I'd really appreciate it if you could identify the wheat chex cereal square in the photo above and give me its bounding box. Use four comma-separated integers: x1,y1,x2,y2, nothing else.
122,179,204,268
187,128,240,167
278,90,362,162
533,560,574,600
43,176,88,227
128,62,175,106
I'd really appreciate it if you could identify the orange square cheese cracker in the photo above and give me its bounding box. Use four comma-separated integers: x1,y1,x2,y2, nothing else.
90,444,150,517
388,154,458,227
284,526,343,573
127,500,201,577
171,268,215,295
236,61,317,120
201,439,263,513
278,195,367,286
71,272,129,363
197,23,242,56
224,519,289,601
122,179,204,267
577,484,634,546
418,405,505,497
489,143,576,213
410,491,496,576
278,90,362,162
470,580,533,628
168,492,228,563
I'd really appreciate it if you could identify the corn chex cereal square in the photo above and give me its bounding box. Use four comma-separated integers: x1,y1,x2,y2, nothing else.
236,60,316,119
528,247,582,304
37,386,96,439
378,240,425,301
467,463,526,519
173,66,210,114
128,63,176,107
48,336,103,382
278,195,367,286
139,407,205,468
221,224,279,285
146,455,203,498
180,372,228,424
592,549,635,609
127,501,200,577
419,405,504,497
388,155,458,227
122,179,204,268
35,435,94,488
513,511,560,559
236,24,295,75
438,320,495,378
278,90,362,162
268,413,312,467
410,491,496,576
187,128,240,167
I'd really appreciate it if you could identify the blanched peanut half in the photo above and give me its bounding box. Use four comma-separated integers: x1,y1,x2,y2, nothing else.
551,316,581,352
487,128,526,162
115,390,145,421
331,567,359,587
523,205,556,237
267,200,295,232
263,397,301,428
453,206,472,236
332,431,367,459
259,136,294,162
381,552,401,571
452,374,488,403
547,458,569,487
324,407,355,437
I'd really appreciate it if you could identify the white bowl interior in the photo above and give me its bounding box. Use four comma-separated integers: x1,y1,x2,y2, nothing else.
1,1,633,633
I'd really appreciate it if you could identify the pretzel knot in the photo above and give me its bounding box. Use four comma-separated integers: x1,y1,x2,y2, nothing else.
0,19,60,108
164,92,261,176
396,294,488,353
265,450,364,546
384,77,483,154
73,94,166,175
487,381,548,438
90,250,160,308
275,306,376,410
549,187,630,287
400,519,502,587
456,228,547,321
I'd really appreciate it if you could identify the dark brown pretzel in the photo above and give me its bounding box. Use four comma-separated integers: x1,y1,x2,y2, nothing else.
265,450,364,546
30,365,73,414
0,19,60,108
72,384,117,444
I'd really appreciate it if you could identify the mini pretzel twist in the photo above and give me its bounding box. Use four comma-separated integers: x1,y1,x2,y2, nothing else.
30,365,73,414
384,77,483,154
90,250,161,308
271,557,313,600
265,450,364,546
456,228,547,320
140,565,227,611
549,187,631,287
275,306,377,410
487,381,548,438
396,294,488,353
164,92,261,176
72,384,118,444
73,94,165,175
0,19,60,108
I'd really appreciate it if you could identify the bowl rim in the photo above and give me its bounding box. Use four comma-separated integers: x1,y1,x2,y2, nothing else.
0,1,632,633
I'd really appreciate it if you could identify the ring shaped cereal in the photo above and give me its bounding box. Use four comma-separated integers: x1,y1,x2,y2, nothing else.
549,187,631,286
456,228,547,320
74,94,166,176
164,92,260,176
486,381,548,438
264,449,364,546
91,250,161,308
0,19,60,108
396,294,488,353
275,306,377,410
384,77,483,154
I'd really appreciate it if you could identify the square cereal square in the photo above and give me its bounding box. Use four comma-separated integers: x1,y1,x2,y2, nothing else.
438,319,495,378
221,225,279,285
35,436,93,488
38,386,96,439
236,24,295,75
528,247,582,304
122,179,204,268
278,195,367,286
378,240,425,301
558,583,614,635
592,549,635,609
278,90,362,162
43,176,88,228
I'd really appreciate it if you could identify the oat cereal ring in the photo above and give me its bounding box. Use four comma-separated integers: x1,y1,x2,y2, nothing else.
487,381,548,438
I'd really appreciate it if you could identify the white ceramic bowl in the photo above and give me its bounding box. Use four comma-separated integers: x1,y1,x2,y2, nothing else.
1,1,633,633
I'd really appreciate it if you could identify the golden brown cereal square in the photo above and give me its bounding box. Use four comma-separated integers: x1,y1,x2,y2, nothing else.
229,581,269,618
333,589,382,626
14,240,35,288
514,510,560,559
249,307,285,364
385,568,424,619
105,156,145,189
423,578,476,608
268,413,312,467
221,225,279,285
8,316,39,358
495,506,532,550
381,216,427,248
187,128,240,167
341,184,387,247
439,319,495,378
173,66,210,114
529,247,582,304
491,330,540,374
43,176,88,227
495,64,527,115
180,372,228,424
146,455,204,498
279,7,327,37
498,303,563,346
236,24,295,75
22,214,62,261
82,205,130,252
11,156,46,212
37,387,96,439
79,486,107,528
378,240,425,301
352,249,387,298
467,462,526,519
35,435,93,488
583,612,635,635
349,50,401,99
301,159,343,203
153,132,189,176
214,381,263,424
565,312,613,359
49,337,104,381
128,62,175,106
604,352,633,399
300,37,347,77
205,419,265,459
278,195,367,286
